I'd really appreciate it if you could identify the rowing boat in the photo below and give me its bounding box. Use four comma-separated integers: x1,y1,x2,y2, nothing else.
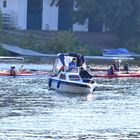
0,70,49,78
93,71,140,78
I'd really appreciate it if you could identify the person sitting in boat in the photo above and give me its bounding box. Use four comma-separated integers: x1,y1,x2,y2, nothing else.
69,58,77,71
79,67,94,83
123,63,129,73
107,65,116,75
10,65,17,76
112,61,119,71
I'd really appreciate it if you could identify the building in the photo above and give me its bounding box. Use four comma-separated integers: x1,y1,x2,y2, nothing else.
0,0,102,32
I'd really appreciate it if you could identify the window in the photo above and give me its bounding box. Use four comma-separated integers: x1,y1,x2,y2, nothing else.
69,75,80,81
3,1,7,8
60,74,66,80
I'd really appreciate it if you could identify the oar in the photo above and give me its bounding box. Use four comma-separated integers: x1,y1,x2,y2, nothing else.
30,69,38,72
19,65,24,70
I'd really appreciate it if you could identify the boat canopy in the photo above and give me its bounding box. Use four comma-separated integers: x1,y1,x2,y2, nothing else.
57,53,84,66
53,53,85,74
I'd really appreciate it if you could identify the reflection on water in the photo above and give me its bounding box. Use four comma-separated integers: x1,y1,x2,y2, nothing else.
0,64,140,139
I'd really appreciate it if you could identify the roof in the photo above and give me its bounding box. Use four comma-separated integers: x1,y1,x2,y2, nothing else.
56,53,85,66
0,44,55,57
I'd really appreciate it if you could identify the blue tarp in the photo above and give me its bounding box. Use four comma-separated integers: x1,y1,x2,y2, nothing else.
103,48,130,54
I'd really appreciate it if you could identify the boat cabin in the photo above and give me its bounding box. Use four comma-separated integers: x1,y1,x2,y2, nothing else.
58,70,81,82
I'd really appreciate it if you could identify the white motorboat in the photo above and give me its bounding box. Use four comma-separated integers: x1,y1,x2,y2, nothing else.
48,53,97,94
48,70,96,94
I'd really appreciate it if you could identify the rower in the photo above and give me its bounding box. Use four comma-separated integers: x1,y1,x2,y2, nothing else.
112,61,119,71
10,65,17,76
107,65,116,75
123,63,129,73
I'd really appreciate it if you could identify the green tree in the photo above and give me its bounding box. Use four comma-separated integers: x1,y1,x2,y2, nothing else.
21,33,35,49
74,0,140,44
0,9,3,31
47,31,89,54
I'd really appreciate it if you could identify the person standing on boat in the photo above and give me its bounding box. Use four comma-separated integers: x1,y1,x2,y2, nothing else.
10,65,17,76
69,58,77,71
79,67,94,83
76,54,85,67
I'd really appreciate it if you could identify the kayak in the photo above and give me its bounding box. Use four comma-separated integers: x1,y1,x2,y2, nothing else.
90,67,139,72
93,72,140,78
0,70,49,78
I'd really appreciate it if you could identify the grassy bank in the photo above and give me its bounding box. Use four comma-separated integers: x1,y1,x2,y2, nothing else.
0,30,139,56
0,30,117,56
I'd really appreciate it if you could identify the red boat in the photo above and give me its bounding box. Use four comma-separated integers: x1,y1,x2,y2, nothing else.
0,69,49,78
93,71,140,78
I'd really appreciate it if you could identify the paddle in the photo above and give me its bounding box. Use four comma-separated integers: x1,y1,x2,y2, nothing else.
19,64,24,70
19,65,38,72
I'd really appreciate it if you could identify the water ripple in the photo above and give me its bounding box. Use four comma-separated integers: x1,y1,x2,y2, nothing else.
0,69,140,139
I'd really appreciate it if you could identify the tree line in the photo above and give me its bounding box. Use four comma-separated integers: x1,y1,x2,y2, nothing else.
1,0,140,44
73,0,140,45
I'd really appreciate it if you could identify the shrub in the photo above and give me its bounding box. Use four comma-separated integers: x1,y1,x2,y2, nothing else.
46,31,90,54
124,37,140,53
21,33,35,49
0,10,2,31
0,47,9,56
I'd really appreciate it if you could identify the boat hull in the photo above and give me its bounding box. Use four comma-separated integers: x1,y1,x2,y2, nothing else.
48,78,96,94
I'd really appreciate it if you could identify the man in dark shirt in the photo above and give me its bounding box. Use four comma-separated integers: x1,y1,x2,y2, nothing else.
79,67,94,83
123,63,129,73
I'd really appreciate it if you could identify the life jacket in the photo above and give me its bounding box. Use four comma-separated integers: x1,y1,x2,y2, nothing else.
10,69,16,76
107,69,114,75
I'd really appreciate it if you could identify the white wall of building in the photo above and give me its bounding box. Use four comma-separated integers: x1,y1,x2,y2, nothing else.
73,20,88,32
17,0,27,29
0,0,17,14
0,0,27,29
0,0,88,31
0,0,18,27
42,0,58,31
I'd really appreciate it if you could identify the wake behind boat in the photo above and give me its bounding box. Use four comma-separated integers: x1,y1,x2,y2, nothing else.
48,53,97,94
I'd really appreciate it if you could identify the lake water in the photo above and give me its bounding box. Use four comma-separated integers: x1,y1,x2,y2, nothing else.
0,63,140,140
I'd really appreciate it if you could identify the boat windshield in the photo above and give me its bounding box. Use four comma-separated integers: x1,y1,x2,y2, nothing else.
67,68,78,73
69,75,80,81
